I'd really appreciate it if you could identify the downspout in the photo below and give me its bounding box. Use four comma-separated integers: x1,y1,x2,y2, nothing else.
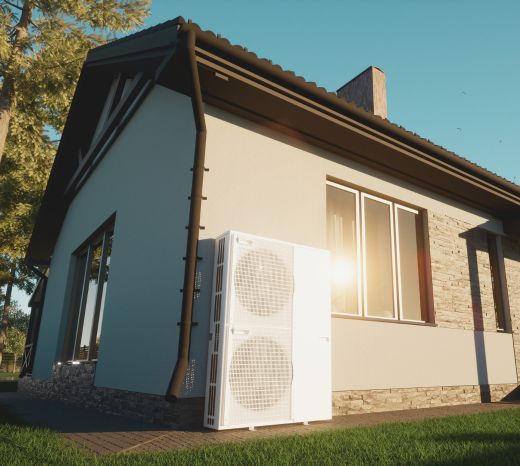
165,27,207,403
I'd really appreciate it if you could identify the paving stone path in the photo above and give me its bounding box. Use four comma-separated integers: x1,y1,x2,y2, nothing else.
2,392,520,456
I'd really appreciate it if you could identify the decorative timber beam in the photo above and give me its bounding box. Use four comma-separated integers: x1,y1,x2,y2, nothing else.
64,71,152,197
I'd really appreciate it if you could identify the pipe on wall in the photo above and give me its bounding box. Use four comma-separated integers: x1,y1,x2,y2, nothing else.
165,27,207,403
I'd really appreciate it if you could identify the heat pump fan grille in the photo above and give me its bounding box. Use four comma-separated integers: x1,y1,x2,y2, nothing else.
234,247,293,319
228,335,291,425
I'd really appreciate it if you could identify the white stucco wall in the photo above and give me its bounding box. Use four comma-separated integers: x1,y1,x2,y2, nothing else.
331,319,517,390
197,104,515,392
200,105,504,247
32,85,197,396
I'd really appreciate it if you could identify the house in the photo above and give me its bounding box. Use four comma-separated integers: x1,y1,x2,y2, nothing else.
19,16,520,428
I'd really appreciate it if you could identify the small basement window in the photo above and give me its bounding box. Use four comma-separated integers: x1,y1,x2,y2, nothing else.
63,225,114,361
487,234,506,330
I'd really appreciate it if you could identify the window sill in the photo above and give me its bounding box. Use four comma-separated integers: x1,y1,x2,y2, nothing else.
332,313,437,327
54,361,97,366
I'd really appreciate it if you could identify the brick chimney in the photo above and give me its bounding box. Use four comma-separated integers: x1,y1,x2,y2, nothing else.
337,66,387,119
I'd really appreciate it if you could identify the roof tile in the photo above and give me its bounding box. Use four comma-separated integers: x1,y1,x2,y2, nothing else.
91,16,517,188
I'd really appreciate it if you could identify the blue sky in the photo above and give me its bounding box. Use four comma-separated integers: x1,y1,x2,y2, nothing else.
144,0,520,181
12,0,520,311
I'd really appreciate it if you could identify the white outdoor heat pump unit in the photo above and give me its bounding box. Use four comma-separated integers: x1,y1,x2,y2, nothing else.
204,231,331,430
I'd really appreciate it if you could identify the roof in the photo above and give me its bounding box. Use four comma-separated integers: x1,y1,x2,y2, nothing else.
181,20,517,189
26,16,520,264
96,17,516,190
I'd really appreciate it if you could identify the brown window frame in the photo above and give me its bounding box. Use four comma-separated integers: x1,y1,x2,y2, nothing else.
326,180,435,325
487,234,507,331
61,224,114,362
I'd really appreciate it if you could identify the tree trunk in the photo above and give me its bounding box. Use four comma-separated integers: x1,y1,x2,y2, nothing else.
13,353,17,373
0,267,16,367
0,2,33,164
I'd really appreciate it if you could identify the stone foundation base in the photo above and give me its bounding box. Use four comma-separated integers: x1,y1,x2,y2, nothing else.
19,365,519,424
332,383,520,416
18,364,204,428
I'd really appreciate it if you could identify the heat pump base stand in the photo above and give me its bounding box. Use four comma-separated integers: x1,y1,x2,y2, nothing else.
249,427,255,431
303,422,309,426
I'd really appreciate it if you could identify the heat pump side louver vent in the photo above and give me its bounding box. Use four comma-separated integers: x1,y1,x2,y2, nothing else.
206,236,225,427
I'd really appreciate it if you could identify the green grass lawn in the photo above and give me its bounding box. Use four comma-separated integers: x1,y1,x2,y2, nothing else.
1,402,520,465
0,372,19,377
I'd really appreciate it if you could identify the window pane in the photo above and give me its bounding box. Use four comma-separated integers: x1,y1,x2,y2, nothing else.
75,237,103,360
397,208,422,321
64,252,88,360
363,197,395,318
92,229,114,359
326,185,359,314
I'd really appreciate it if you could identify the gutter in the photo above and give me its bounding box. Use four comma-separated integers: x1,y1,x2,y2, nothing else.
165,27,207,403
180,21,520,202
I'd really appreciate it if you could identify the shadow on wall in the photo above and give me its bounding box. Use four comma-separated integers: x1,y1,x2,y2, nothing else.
177,237,216,399
502,385,520,400
459,228,490,402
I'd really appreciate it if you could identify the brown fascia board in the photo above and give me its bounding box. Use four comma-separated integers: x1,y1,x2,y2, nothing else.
26,67,111,263
86,17,184,65
178,21,520,210
26,29,182,263
192,60,518,216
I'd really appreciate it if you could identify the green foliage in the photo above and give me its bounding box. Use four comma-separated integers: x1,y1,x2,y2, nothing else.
0,0,150,294
1,1,151,137
3,301,29,359
6,301,29,334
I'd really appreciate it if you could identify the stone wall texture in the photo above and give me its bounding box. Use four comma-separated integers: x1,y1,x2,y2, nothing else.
428,212,497,332
332,383,520,416
428,212,520,382
18,364,204,428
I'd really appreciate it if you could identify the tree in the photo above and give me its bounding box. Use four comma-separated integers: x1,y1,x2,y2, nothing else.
0,258,38,367
3,300,29,371
0,0,151,366
0,0,151,163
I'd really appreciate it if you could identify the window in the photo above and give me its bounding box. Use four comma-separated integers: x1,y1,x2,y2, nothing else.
487,234,506,330
63,225,114,361
327,181,428,322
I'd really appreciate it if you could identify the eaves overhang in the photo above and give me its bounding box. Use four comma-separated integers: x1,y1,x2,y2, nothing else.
173,21,520,220
26,16,520,265
26,18,185,265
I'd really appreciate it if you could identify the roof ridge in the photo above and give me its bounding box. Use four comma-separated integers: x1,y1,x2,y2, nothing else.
89,16,185,54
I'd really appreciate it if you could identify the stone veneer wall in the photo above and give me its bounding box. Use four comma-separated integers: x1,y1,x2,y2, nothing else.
428,212,499,332
332,384,519,416
428,211,520,382
18,364,204,428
